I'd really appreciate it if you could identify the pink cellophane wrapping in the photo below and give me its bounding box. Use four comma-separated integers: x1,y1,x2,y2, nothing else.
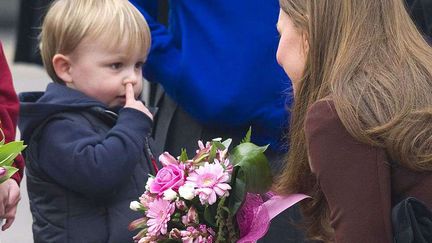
236,193,268,243
236,193,310,243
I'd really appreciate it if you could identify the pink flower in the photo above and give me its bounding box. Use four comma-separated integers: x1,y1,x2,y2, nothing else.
146,198,175,236
175,200,188,211
0,167,6,178
128,217,147,231
182,206,199,225
169,228,182,239
180,227,197,243
139,191,155,208
150,164,185,196
192,141,212,163
180,225,215,243
215,158,233,174
133,228,150,242
137,235,157,243
187,162,231,205
198,140,211,151
159,152,178,166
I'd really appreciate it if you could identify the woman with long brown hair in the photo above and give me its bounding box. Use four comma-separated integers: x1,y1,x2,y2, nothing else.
273,0,432,242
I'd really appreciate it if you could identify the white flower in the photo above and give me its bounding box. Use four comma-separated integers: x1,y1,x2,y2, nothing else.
163,188,178,201
145,177,154,191
130,201,142,211
178,183,195,200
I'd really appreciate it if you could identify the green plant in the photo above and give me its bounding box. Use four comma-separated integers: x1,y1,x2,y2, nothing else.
0,128,26,183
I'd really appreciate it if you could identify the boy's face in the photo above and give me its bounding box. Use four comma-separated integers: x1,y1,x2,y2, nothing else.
65,37,146,108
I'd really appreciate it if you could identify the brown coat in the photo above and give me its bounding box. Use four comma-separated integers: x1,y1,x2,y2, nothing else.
305,100,432,243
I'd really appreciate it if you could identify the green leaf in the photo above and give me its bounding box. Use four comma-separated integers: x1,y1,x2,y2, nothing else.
228,173,247,214
0,166,19,184
193,153,208,163
212,141,226,151
222,139,232,150
0,141,26,166
215,197,229,242
0,152,20,167
208,142,218,163
229,142,272,196
241,127,252,143
203,205,217,227
179,148,188,162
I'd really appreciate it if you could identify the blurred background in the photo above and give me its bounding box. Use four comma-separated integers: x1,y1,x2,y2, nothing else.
0,0,49,242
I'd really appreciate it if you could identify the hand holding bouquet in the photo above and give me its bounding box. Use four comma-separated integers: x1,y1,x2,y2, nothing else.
130,129,308,243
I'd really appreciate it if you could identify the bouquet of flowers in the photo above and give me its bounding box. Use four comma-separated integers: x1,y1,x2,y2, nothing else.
0,128,25,183
129,129,308,243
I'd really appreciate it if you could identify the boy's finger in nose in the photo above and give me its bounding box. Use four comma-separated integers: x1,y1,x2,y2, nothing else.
125,83,135,102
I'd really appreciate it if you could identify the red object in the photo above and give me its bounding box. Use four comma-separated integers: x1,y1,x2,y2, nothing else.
0,41,24,185
151,157,159,174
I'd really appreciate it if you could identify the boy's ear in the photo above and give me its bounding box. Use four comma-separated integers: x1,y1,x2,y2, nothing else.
52,54,73,84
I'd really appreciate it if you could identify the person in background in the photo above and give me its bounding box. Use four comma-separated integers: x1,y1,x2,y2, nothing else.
274,0,432,242
18,0,155,242
130,0,292,159
0,41,25,231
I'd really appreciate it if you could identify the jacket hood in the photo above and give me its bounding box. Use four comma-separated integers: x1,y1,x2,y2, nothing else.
19,83,105,142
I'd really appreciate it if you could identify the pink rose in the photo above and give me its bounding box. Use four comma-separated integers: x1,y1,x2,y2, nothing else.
150,164,185,195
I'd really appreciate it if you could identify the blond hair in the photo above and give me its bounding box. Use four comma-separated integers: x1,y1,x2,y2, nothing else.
274,0,432,241
40,0,151,84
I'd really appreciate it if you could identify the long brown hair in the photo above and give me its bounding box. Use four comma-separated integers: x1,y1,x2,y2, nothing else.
274,0,432,241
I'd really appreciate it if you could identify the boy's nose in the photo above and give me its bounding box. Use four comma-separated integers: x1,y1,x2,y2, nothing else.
123,66,142,86
123,79,137,86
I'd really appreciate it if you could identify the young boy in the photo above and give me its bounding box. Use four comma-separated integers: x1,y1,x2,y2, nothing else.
18,0,155,242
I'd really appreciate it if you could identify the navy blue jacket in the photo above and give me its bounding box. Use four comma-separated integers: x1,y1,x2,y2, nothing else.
131,0,292,152
19,83,153,243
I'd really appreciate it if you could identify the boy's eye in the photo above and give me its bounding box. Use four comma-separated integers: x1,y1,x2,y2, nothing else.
135,62,144,69
110,63,123,69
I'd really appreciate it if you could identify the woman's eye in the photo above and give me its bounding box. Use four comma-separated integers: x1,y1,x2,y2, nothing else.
110,63,123,69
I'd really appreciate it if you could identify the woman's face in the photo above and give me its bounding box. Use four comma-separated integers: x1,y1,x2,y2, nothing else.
276,9,308,94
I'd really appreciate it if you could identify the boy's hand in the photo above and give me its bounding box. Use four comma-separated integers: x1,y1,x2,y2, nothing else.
124,83,153,120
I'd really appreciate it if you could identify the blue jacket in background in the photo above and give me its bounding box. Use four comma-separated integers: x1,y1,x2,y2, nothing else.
131,0,292,152
19,83,153,243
